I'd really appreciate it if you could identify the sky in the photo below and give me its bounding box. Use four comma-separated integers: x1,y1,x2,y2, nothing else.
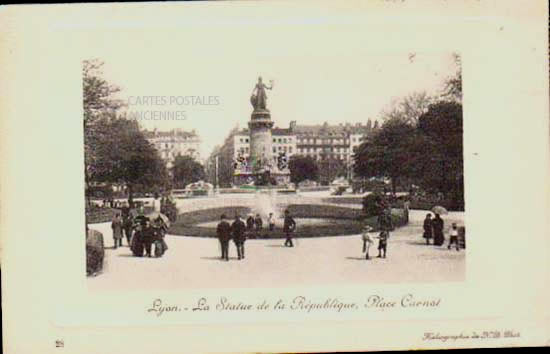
84,21,458,159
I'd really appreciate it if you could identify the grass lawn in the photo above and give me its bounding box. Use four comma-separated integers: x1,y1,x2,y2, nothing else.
168,204,407,238
321,197,364,205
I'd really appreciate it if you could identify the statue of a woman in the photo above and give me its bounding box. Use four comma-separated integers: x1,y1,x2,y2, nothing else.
250,76,273,110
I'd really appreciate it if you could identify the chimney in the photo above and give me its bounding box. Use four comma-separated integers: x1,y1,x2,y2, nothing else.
289,120,297,131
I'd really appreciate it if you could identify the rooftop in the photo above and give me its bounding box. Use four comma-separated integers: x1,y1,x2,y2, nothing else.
144,128,199,139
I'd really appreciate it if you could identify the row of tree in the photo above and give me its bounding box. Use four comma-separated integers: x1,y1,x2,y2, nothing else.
83,60,204,207
353,54,464,209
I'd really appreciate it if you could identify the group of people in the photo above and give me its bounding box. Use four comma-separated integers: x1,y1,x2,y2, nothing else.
361,208,394,260
216,210,297,261
111,207,169,258
130,215,169,258
423,213,461,251
244,212,284,236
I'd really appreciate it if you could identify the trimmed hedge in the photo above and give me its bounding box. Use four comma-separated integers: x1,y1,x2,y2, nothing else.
86,206,154,224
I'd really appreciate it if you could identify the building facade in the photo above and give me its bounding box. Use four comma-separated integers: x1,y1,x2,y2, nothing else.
144,128,202,169
227,120,377,184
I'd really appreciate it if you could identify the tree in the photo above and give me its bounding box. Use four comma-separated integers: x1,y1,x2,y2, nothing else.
83,59,126,204
318,156,347,185
89,117,169,207
380,91,434,125
353,119,429,194
417,100,463,208
172,155,205,188
289,155,319,184
442,53,462,102
83,59,125,124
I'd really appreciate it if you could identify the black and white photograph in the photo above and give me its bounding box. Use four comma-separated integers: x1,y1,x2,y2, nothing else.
83,38,465,290
2,1,549,353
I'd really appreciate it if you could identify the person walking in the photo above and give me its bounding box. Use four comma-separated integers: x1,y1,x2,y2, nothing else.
231,214,247,260
361,225,375,260
283,210,296,247
376,230,389,258
403,197,410,223
121,203,133,246
423,213,433,245
246,214,255,231
254,213,263,230
268,212,275,231
447,223,460,251
432,213,445,246
216,214,232,261
111,213,123,249
141,219,155,257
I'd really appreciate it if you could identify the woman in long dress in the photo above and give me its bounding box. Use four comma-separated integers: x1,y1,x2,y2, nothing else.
432,213,445,246
423,213,433,245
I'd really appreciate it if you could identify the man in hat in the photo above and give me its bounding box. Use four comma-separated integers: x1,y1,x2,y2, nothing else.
231,214,247,260
216,214,232,261
283,210,296,247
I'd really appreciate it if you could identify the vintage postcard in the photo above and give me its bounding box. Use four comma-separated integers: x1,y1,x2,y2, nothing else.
1,1,549,353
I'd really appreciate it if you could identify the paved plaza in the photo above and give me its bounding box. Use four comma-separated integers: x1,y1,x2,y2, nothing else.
87,196,465,291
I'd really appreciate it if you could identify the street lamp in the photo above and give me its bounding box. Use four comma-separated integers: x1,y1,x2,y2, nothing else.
215,155,219,193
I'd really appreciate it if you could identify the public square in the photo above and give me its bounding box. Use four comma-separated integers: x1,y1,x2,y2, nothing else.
87,193,465,292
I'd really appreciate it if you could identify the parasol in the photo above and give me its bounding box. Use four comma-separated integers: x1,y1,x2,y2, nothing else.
431,205,448,215
146,211,171,228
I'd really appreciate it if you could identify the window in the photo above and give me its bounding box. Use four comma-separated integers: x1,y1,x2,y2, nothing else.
273,147,277,153
289,147,293,153
240,139,244,143
245,138,249,143
273,139,276,143
283,138,287,144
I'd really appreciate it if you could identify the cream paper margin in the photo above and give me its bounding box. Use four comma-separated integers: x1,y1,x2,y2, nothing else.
1,1,549,353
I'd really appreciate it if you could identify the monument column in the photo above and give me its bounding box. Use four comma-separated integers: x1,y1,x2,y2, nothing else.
248,76,275,178
249,109,274,174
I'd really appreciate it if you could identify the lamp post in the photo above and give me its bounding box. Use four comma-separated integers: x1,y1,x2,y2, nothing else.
215,155,219,193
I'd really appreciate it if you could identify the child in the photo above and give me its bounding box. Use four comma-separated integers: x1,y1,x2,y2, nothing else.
448,223,460,251
377,230,389,258
361,225,375,260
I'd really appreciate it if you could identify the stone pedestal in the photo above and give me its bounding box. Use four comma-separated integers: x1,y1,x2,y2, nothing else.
248,109,274,174
232,108,290,187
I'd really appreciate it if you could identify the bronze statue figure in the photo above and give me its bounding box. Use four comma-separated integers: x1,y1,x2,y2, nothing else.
250,76,273,111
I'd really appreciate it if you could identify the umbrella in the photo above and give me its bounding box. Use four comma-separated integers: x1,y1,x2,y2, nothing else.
146,211,171,228
432,205,448,215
